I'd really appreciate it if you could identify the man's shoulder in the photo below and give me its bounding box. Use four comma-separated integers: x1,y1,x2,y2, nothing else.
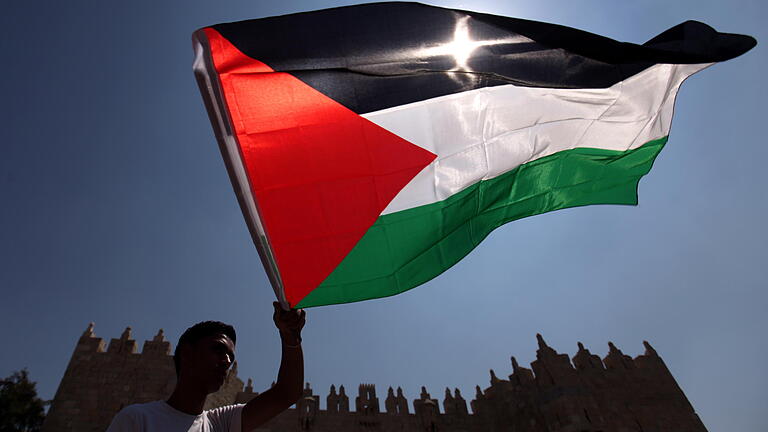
121,400,166,415
115,400,167,421
107,401,165,432
107,401,177,432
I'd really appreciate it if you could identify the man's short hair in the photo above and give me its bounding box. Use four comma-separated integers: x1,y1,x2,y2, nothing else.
173,321,237,376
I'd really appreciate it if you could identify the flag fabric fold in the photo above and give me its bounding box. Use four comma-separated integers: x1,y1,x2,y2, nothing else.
192,2,755,308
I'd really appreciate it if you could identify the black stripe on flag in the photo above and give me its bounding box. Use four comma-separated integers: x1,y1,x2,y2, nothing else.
211,2,755,115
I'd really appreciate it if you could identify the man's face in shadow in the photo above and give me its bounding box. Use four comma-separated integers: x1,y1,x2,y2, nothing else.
180,333,236,394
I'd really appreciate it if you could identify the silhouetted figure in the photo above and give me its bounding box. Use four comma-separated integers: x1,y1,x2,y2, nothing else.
106,302,305,431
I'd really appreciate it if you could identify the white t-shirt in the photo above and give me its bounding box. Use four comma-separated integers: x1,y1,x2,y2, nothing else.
106,400,244,432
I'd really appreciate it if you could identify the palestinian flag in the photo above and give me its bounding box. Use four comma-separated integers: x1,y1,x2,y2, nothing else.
192,2,755,308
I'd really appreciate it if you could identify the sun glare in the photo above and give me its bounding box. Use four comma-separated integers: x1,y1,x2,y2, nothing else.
417,16,525,71
447,17,476,69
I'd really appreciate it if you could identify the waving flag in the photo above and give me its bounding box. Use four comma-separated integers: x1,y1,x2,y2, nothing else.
192,2,754,308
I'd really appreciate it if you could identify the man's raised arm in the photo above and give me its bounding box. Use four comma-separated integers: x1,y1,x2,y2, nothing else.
241,302,305,431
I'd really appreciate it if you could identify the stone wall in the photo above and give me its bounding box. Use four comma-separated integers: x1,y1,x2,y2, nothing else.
42,325,708,432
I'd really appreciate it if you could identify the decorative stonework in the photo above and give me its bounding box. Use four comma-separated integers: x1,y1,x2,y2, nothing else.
43,325,708,432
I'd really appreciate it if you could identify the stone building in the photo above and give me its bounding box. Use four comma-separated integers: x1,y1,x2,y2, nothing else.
42,324,708,431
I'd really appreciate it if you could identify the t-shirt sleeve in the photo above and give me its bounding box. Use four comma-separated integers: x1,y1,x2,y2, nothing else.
105,406,141,432
207,403,245,432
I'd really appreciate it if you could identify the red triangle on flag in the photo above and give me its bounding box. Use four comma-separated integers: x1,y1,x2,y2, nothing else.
204,29,437,307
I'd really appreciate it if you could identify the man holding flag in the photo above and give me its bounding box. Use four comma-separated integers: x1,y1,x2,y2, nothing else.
105,303,306,432
107,3,752,428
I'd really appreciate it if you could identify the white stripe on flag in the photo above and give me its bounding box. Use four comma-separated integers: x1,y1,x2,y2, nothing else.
362,63,709,215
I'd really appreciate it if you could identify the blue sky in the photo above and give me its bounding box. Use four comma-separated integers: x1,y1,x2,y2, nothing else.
0,1,765,430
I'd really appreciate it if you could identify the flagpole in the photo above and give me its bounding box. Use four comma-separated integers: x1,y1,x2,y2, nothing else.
194,30,291,310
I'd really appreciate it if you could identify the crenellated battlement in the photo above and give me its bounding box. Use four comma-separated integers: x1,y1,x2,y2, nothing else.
496,334,673,389
355,382,380,415
60,324,681,415
44,325,707,432
73,323,170,358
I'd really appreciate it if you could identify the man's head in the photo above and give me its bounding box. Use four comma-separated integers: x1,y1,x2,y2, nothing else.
173,321,237,393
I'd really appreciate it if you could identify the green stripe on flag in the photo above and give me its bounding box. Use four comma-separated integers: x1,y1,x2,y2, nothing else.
296,137,668,308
